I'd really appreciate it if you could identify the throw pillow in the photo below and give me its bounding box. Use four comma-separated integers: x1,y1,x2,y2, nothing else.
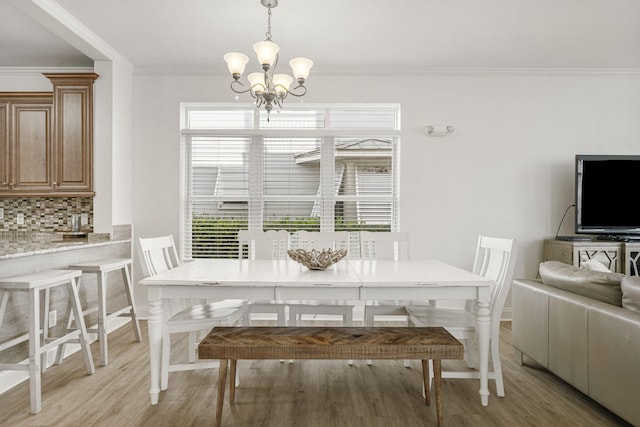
580,259,611,273
539,261,624,306
621,276,640,313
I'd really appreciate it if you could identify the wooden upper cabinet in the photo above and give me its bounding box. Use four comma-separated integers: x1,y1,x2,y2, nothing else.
44,73,99,195
0,94,54,195
12,102,54,192
0,73,97,197
0,102,8,192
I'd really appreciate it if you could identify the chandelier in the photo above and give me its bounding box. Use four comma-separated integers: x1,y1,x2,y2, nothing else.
223,0,313,119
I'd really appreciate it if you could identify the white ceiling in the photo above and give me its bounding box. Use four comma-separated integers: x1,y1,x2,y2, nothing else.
2,0,640,74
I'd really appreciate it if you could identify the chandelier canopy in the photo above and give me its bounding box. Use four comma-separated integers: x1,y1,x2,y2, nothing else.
223,0,313,119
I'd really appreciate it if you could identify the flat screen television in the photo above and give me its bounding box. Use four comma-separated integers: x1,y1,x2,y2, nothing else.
575,154,640,237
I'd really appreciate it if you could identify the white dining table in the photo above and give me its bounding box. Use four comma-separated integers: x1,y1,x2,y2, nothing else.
139,258,494,406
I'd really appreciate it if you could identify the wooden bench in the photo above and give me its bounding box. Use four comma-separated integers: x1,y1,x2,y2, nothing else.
198,326,463,427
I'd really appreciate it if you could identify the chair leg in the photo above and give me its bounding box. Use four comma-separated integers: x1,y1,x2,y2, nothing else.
28,288,42,414
345,308,354,366
121,264,142,342
365,309,374,365
188,331,197,363
161,330,171,391
40,288,50,374
464,338,478,369
67,277,95,375
514,348,524,365
97,272,108,366
55,290,75,365
491,337,505,397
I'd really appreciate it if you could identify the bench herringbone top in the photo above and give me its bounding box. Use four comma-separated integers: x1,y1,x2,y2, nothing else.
198,327,463,360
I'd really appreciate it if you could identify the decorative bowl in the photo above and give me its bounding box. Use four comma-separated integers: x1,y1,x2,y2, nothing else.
287,248,348,270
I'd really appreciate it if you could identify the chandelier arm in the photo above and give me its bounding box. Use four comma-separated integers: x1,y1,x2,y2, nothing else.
285,84,308,97
230,80,252,95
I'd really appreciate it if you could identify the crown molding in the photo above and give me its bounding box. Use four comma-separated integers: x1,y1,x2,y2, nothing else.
132,65,640,78
0,66,95,75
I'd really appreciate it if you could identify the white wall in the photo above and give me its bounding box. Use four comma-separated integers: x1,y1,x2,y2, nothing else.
131,71,640,308
0,70,53,91
93,60,134,232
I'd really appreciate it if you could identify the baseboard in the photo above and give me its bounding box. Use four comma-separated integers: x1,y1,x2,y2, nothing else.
0,317,131,396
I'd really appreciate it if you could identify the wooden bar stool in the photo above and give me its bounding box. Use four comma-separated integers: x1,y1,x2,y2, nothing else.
61,258,142,366
0,269,95,414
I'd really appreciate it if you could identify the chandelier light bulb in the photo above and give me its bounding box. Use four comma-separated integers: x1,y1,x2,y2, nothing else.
253,40,280,68
223,52,249,77
247,73,266,94
289,57,313,82
273,74,293,96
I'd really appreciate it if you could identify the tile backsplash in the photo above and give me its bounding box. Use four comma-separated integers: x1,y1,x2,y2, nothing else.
0,197,93,232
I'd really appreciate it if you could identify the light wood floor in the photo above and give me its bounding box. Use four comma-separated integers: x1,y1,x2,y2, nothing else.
0,320,632,427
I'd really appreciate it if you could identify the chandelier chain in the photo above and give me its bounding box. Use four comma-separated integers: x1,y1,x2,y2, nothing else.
266,7,272,40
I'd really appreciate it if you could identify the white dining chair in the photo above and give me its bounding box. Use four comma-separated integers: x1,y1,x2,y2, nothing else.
360,230,412,366
237,229,288,325
405,235,517,397
138,235,248,391
287,230,355,330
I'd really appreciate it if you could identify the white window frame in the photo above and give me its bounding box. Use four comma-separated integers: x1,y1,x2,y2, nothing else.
180,103,401,259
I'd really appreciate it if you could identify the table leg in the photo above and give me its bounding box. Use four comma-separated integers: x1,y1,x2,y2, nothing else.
476,298,491,406
215,359,228,427
147,290,163,405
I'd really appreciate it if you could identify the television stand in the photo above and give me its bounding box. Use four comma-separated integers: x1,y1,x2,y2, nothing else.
596,235,640,242
544,239,640,275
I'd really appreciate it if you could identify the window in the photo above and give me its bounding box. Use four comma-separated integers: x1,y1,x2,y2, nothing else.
181,104,400,259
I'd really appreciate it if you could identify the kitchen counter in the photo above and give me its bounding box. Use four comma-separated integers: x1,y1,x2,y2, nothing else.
0,231,121,260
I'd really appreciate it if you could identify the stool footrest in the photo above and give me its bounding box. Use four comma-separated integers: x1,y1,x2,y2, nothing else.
107,306,134,318
0,331,34,352
41,331,82,353
0,363,30,371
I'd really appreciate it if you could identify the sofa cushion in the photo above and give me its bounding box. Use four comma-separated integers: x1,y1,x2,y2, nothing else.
621,276,640,312
539,261,623,306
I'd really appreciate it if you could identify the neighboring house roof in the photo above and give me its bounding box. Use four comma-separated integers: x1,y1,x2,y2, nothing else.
193,138,393,225
294,138,392,164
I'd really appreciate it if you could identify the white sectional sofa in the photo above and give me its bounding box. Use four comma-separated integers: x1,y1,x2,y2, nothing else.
512,261,640,426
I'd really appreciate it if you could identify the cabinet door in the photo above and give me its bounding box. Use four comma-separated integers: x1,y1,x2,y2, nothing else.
46,73,98,194
0,102,8,191
11,103,54,192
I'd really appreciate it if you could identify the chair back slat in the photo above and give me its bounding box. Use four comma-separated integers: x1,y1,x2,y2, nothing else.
237,230,290,260
138,235,189,316
359,231,410,261
138,235,181,277
297,230,349,251
470,235,518,326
